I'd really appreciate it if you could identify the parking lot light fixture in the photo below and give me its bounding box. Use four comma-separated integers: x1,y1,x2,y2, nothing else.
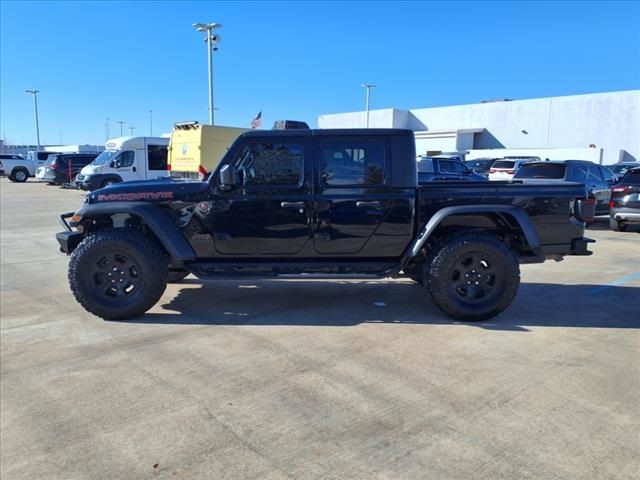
360,84,376,128
193,22,222,125
25,89,41,152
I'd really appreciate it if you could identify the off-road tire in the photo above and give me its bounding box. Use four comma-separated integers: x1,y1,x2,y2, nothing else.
424,232,520,322
609,217,627,232
11,168,29,183
168,270,190,283
68,229,169,320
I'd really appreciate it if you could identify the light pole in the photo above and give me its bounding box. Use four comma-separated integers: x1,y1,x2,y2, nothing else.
117,121,126,136
25,89,41,152
149,110,153,136
105,117,110,140
361,83,376,128
193,22,222,125
129,126,136,136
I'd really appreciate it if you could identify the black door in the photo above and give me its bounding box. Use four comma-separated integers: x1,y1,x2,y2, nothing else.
212,139,312,255
314,137,393,255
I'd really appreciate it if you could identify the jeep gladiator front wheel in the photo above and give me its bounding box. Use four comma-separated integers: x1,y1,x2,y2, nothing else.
425,232,520,322
68,229,169,320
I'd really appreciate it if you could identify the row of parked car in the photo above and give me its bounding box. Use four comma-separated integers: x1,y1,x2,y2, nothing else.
0,152,99,185
416,154,640,231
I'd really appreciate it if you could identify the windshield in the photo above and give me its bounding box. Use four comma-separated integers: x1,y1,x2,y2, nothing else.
610,163,637,175
92,149,119,166
514,163,567,179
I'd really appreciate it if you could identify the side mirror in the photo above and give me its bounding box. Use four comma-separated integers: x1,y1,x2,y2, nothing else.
219,164,236,188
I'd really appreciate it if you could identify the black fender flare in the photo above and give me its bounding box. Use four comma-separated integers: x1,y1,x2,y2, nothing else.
74,202,196,261
407,205,541,258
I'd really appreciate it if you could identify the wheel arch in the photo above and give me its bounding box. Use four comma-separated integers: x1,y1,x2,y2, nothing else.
75,202,196,261
408,205,541,259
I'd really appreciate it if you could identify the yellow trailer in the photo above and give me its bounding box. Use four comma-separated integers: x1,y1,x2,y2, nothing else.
167,122,249,179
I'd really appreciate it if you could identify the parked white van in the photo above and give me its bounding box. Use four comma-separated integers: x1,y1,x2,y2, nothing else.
75,137,169,191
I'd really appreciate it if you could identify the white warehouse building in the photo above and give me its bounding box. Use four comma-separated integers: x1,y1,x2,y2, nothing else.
318,90,640,165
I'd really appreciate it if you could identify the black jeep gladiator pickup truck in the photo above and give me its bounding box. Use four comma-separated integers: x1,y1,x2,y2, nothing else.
57,128,595,322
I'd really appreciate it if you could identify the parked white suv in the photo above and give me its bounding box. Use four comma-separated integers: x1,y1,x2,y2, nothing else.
488,157,540,181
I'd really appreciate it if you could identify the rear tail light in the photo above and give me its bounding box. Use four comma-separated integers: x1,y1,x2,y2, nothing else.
50,162,59,169
575,198,595,223
198,165,208,180
506,170,515,175
167,161,171,171
611,186,629,193
609,200,614,209
489,168,496,173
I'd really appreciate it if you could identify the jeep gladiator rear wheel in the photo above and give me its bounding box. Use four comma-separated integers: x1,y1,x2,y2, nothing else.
425,232,520,322
68,229,169,320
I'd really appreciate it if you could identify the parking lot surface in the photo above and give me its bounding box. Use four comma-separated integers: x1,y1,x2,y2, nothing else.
1,179,639,480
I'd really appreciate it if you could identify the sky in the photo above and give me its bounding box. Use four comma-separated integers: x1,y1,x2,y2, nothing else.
1,0,639,146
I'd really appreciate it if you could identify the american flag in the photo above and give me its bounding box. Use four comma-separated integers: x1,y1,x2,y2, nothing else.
251,111,262,129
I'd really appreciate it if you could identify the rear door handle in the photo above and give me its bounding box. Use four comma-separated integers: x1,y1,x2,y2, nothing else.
356,201,382,208
281,201,305,209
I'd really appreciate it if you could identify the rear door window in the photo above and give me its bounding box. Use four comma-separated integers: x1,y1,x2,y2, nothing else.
319,139,385,186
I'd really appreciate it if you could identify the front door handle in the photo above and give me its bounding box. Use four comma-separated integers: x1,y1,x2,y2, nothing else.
281,201,305,209
133,167,137,172
356,201,382,208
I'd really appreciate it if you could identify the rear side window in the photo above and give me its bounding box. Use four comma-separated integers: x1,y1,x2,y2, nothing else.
621,170,640,185
514,163,566,179
232,142,303,186
438,160,468,174
492,161,515,169
569,165,587,181
148,145,168,170
417,158,434,173
320,139,385,186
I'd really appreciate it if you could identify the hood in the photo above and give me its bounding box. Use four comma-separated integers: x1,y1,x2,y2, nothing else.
80,164,102,175
86,178,210,205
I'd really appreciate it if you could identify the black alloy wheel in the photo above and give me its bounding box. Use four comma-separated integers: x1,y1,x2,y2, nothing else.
69,229,169,320
425,232,520,321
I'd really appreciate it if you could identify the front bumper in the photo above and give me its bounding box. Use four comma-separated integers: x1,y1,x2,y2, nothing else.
75,174,104,191
57,211,83,254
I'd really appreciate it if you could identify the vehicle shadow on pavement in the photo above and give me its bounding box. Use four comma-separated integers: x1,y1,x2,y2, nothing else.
127,280,640,331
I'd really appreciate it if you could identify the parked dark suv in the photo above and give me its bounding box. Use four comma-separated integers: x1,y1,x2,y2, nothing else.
609,167,640,231
417,156,485,183
39,153,99,185
514,160,617,216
